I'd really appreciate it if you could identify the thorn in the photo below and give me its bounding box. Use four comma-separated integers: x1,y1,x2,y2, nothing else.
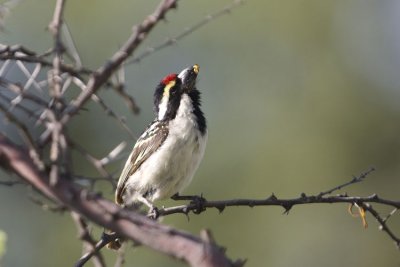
185,212,190,222
216,205,225,213
183,206,188,214
282,204,292,215
268,193,277,201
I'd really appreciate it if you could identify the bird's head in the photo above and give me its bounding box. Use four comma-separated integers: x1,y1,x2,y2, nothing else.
153,64,200,122
178,64,199,93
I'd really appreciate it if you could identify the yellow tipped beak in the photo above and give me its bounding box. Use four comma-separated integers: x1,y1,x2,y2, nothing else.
193,64,199,74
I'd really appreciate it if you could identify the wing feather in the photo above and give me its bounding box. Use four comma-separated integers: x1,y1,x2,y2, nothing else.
115,121,168,204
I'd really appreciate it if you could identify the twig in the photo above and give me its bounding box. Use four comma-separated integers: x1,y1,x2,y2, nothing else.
71,212,106,267
111,66,140,114
62,22,83,68
0,77,49,107
68,138,116,187
128,0,245,65
44,0,73,186
48,0,66,101
0,100,45,170
71,75,136,138
0,44,36,56
360,203,400,249
15,60,43,92
114,243,126,267
0,179,24,186
318,167,376,197
0,49,92,77
28,194,67,212
75,232,118,267
0,92,46,123
99,141,127,166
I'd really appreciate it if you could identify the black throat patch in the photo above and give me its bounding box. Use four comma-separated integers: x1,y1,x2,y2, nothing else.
188,88,207,135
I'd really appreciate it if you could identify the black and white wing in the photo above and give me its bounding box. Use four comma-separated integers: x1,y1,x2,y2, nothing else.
115,120,168,204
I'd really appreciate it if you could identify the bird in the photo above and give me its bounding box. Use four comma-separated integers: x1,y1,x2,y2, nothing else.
114,64,207,211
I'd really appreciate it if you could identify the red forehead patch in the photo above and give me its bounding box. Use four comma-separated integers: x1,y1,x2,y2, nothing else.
161,73,177,85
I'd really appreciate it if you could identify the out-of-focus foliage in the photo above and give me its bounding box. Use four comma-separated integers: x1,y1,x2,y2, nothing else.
0,0,400,267
0,230,6,266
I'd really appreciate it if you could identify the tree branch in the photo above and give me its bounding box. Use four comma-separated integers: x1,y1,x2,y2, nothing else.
0,45,92,77
48,0,66,100
158,194,400,218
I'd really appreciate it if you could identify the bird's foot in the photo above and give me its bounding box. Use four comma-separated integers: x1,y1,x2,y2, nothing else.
171,193,206,214
148,205,160,219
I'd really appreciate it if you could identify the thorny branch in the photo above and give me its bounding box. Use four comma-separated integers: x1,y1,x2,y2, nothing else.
146,168,400,251
0,44,92,77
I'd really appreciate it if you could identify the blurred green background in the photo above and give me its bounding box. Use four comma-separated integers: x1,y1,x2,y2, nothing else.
1,0,400,266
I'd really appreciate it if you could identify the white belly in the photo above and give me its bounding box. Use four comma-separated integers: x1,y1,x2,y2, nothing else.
125,94,207,203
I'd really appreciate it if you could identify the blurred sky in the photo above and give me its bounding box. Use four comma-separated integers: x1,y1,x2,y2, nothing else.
1,0,400,266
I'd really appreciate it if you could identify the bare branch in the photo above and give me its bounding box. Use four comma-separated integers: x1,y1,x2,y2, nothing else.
68,139,116,187
113,244,126,267
0,77,49,107
75,232,118,267
99,141,127,166
0,44,36,56
0,179,24,186
46,0,71,186
0,100,44,170
111,66,140,114
128,0,245,65
0,92,44,123
318,167,376,197
71,212,106,267
0,44,93,77
62,22,83,67
15,60,43,92
28,194,67,212
360,203,400,249
48,0,66,100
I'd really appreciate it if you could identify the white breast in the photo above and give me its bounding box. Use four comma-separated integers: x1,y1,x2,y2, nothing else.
125,94,207,203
